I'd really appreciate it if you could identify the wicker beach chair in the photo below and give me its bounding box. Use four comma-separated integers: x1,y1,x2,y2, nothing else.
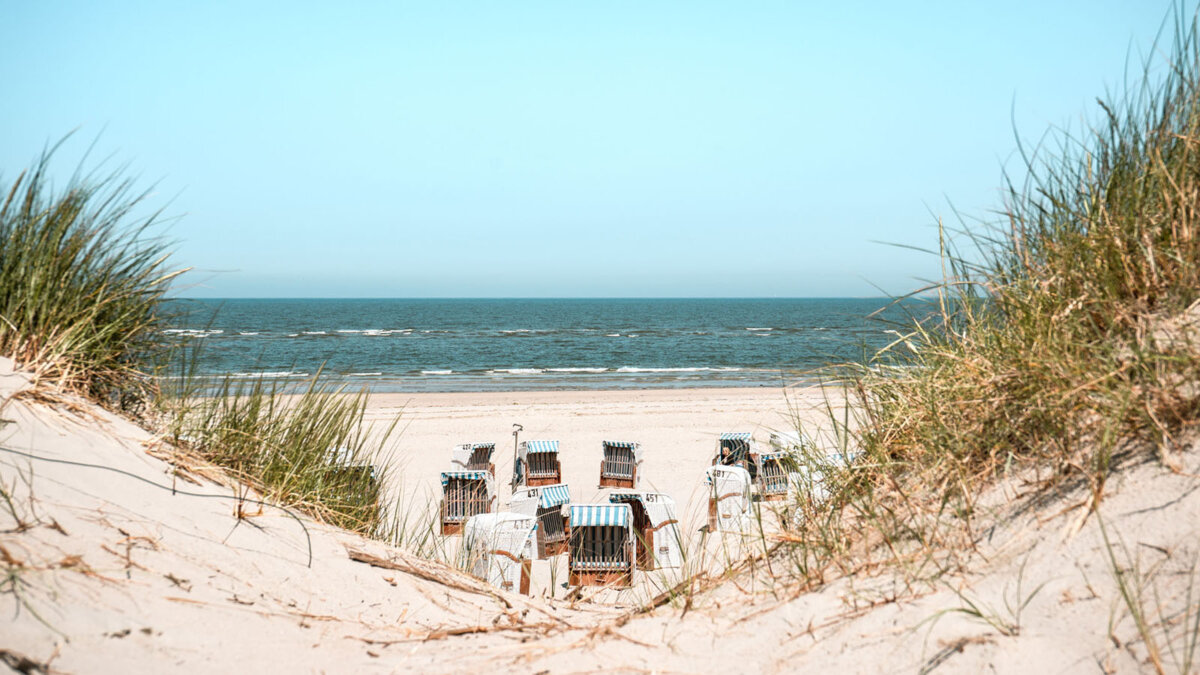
713,432,760,482
439,470,496,535
608,491,681,570
509,483,572,557
451,442,497,478
598,440,642,489
463,512,536,595
514,440,562,488
567,504,634,587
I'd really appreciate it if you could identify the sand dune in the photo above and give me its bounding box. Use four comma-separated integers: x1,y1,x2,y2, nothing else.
3,359,1197,673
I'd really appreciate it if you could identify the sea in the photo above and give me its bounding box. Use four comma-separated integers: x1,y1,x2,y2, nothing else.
163,298,912,392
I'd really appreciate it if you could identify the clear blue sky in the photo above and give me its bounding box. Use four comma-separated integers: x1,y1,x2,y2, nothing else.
0,2,1171,297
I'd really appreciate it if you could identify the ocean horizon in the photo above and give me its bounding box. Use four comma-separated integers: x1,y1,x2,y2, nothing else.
165,297,915,392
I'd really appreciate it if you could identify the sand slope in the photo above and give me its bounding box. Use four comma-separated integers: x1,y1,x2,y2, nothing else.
3,360,1197,673
0,361,610,673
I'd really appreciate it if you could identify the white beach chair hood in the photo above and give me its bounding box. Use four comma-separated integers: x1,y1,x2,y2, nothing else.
704,465,754,533
509,483,571,518
451,442,496,470
463,512,537,593
768,430,813,452
609,491,682,569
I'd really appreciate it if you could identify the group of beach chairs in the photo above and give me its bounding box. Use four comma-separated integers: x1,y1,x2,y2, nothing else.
439,432,855,595
439,439,681,594
703,431,854,534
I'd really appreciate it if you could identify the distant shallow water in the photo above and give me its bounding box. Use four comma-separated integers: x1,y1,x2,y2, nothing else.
163,298,912,392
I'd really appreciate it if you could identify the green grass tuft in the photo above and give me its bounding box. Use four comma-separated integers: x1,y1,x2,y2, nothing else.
165,366,400,535
0,138,184,412
0,141,405,541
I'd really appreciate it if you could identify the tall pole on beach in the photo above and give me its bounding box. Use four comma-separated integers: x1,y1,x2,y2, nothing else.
511,423,523,490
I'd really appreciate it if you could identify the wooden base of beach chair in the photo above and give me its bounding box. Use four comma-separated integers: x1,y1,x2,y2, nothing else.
599,475,634,489
527,474,560,487
569,569,632,587
441,521,463,536
760,492,787,502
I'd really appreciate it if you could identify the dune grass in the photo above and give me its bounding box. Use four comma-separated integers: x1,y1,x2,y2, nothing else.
777,5,1200,590
0,140,183,413
163,362,401,535
0,142,407,539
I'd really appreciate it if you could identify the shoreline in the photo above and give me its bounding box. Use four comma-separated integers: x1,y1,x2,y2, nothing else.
362,383,822,408
173,372,826,395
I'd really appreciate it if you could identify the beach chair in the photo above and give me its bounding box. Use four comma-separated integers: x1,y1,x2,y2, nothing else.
768,430,864,506
439,470,496,535
451,442,496,478
768,430,815,454
324,446,380,514
754,451,795,501
607,491,681,570
704,465,754,533
509,483,572,557
327,445,379,481
567,504,634,587
598,440,642,489
514,440,562,487
713,432,760,482
463,512,537,595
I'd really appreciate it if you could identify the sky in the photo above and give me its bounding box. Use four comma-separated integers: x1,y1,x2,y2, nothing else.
0,2,1174,298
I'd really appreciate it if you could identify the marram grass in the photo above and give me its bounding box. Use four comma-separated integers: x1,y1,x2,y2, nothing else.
783,5,1200,586
165,368,400,535
0,140,183,411
0,142,405,538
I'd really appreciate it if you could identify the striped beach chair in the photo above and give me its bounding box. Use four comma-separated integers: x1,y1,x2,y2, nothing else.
755,451,792,501
439,470,496,535
324,446,380,515
451,442,496,478
567,503,634,587
608,491,681,570
509,483,572,557
598,440,642,489
515,440,562,487
713,432,759,481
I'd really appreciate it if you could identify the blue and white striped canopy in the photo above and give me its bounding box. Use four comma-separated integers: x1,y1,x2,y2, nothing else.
570,504,630,527
440,470,489,485
524,440,559,454
608,492,641,505
539,484,571,508
602,440,638,449
719,432,752,441
758,453,785,463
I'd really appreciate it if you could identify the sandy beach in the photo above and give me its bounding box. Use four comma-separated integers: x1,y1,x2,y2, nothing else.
368,385,837,515
364,385,843,598
5,358,1198,673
